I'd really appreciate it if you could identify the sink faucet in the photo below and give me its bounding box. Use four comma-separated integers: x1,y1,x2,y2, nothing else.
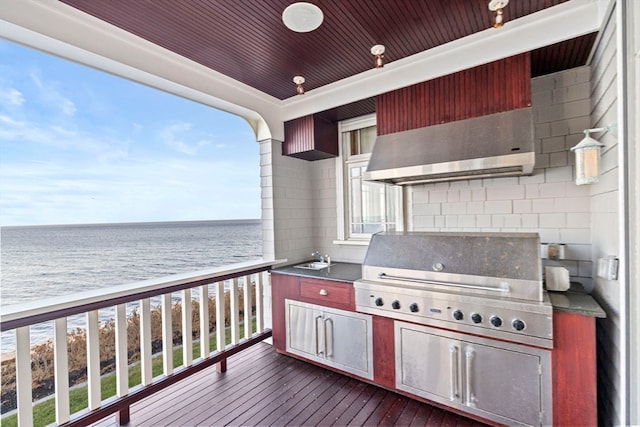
311,251,324,263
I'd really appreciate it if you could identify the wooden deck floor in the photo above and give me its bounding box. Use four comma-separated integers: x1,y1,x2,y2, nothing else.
94,342,490,427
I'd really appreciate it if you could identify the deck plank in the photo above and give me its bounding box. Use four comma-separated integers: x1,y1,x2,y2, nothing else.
92,342,491,427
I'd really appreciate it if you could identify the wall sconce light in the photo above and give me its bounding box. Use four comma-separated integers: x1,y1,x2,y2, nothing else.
293,76,305,95
488,0,509,28
371,44,385,68
570,127,609,185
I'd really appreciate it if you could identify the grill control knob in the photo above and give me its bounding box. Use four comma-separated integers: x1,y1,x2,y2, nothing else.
391,300,401,310
409,303,419,313
374,297,384,307
490,316,503,327
471,313,482,324
452,310,464,321
512,319,526,331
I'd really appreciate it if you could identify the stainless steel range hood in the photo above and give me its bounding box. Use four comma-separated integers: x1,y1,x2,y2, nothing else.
364,108,535,185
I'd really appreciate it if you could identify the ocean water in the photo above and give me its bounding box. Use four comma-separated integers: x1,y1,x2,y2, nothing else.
0,220,262,352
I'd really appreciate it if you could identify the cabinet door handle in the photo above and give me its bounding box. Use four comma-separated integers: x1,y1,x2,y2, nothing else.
465,348,476,407
315,315,323,356
449,345,459,401
319,289,328,296
324,318,333,357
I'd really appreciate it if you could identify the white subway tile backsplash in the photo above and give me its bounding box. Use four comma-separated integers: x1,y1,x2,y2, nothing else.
476,214,491,228
560,228,591,244
467,202,484,215
537,229,561,242
459,189,472,202
545,166,573,182
542,136,566,153
430,190,449,203
532,198,556,213
552,82,591,104
458,215,476,227
442,202,467,215
538,182,567,198
471,187,487,201
522,214,539,228
539,213,566,228
556,197,590,213
435,216,446,228
413,203,441,215
578,260,594,277
519,170,545,184
535,153,550,168
535,122,552,139
447,189,460,202
549,151,569,167
503,215,522,228
513,199,532,213
414,215,435,228
550,120,570,137
484,200,512,214
486,185,525,200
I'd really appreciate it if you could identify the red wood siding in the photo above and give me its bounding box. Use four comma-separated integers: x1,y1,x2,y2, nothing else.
376,53,531,135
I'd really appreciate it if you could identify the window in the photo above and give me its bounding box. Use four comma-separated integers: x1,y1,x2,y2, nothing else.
335,114,402,244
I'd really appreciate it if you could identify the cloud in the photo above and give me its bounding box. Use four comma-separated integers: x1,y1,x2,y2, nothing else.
29,69,77,117
0,87,24,106
158,122,212,155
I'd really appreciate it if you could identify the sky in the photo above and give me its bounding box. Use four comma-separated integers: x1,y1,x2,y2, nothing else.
0,41,261,226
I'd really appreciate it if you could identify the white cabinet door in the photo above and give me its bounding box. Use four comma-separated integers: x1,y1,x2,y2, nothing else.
285,299,373,380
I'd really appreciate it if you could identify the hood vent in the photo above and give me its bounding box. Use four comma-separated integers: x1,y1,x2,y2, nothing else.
364,108,535,185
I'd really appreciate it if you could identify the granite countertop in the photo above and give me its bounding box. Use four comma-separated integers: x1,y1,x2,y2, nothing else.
547,282,606,318
273,262,607,318
271,261,362,283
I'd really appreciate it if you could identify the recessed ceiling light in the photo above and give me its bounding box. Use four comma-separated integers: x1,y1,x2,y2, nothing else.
282,2,324,33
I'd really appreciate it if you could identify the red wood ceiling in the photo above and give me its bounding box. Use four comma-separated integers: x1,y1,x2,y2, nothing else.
58,0,593,103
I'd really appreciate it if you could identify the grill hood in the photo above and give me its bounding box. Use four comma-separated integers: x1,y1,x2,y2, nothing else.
364,108,535,185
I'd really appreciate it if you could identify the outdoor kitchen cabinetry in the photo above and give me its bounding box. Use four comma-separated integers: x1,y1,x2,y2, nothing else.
271,273,374,380
395,321,551,426
285,299,373,379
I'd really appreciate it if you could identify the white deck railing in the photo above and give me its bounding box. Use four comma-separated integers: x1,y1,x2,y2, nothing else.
0,259,284,427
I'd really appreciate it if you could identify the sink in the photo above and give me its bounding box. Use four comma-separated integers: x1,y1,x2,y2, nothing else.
293,262,331,270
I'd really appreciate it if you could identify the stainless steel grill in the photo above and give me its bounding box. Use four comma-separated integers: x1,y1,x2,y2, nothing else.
354,231,553,348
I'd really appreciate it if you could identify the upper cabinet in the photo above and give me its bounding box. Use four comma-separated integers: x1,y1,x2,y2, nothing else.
283,114,338,161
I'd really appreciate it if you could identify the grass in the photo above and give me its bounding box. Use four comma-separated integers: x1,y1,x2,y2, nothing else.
1,320,256,427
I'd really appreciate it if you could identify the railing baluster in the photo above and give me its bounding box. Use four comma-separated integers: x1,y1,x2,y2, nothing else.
199,284,210,359
0,260,281,426
230,277,239,345
53,318,71,424
15,326,33,427
140,298,152,386
243,275,252,339
255,272,264,333
162,293,173,375
215,281,225,352
86,310,101,410
115,304,128,397
182,289,193,366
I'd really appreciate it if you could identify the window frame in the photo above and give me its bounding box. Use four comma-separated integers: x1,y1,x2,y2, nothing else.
334,114,403,245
